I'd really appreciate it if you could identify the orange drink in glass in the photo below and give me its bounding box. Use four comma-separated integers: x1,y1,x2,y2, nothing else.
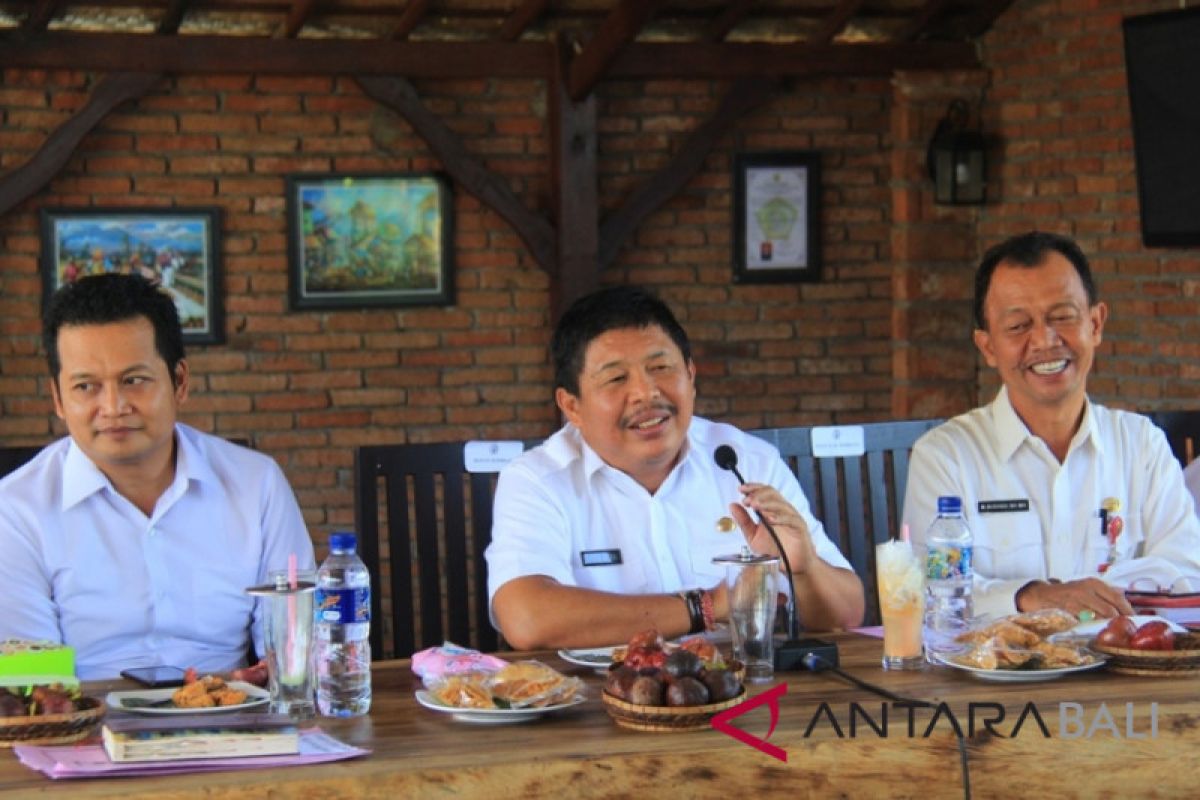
875,540,925,670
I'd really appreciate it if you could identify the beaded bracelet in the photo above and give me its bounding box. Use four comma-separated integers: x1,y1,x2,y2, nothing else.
678,590,706,635
699,589,716,633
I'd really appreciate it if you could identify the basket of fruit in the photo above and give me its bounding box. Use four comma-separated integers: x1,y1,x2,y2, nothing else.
601,630,745,733
1089,617,1200,676
0,684,106,746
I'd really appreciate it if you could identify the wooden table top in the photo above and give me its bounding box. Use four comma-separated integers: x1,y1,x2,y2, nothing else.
2,632,1197,798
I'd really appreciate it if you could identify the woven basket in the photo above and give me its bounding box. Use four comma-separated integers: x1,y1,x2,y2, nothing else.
1091,633,1200,676
602,689,745,732
0,696,106,747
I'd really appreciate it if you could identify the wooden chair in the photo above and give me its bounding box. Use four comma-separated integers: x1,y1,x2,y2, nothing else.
750,419,943,626
354,441,531,660
0,445,44,479
1148,410,1200,467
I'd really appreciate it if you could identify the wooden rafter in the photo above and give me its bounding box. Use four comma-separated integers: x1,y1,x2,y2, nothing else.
895,0,954,42
962,0,1017,37
276,0,318,39
19,0,59,36
498,0,550,42
567,0,664,101
390,0,432,41
0,73,162,217
157,0,191,35
0,34,979,77
810,0,866,46
598,77,777,268
355,75,557,274
703,0,756,43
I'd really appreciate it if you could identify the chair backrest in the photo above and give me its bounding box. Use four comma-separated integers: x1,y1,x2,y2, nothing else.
355,441,531,659
0,446,44,480
750,419,943,626
1148,410,1200,467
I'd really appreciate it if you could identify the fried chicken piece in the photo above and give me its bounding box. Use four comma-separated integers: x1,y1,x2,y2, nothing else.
210,687,249,706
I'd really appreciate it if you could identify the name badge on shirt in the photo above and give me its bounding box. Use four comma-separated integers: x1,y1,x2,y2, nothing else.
580,549,623,567
977,499,1030,514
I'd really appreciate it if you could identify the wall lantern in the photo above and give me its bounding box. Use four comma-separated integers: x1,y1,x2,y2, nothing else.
926,99,987,205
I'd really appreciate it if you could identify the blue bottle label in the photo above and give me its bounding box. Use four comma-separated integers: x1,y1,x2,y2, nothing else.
315,587,371,623
926,545,972,580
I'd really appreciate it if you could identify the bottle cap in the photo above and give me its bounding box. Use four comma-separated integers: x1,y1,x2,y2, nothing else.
936,496,963,514
329,531,357,552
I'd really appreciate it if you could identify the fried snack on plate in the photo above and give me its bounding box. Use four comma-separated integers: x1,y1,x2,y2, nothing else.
1010,609,1078,637
429,673,494,709
953,636,1038,671
489,661,582,709
956,619,1040,649
1032,640,1095,668
172,680,217,708
210,687,249,706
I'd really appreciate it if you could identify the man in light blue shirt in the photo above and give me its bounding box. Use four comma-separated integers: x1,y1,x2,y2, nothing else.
0,274,314,679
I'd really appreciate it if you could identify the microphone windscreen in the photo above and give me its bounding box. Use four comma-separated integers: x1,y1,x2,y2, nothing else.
713,445,738,471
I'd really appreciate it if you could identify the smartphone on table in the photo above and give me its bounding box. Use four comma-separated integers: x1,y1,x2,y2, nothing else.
119,665,188,688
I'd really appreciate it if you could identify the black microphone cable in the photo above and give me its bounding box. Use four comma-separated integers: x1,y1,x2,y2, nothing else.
714,444,800,639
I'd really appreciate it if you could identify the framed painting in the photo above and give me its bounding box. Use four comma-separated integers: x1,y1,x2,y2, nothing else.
732,152,822,284
40,208,224,345
286,173,455,310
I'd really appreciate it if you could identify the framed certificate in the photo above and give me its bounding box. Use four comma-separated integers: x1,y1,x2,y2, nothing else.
732,151,821,284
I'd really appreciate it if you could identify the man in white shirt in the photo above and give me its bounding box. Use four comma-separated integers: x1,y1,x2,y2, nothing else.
485,286,864,650
0,274,314,679
1185,459,1200,517
903,231,1200,620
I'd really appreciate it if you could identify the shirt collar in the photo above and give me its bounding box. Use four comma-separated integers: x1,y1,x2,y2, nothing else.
990,385,1103,462
572,423,694,492
59,424,218,511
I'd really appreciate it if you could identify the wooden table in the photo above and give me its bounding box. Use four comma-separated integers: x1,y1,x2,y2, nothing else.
2,632,1197,798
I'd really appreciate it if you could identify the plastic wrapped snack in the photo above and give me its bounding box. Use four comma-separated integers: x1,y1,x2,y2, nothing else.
412,642,509,683
1009,608,1079,637
955,619,1040,649
427,673,495,709
488,661,582,709
953,635,1038,671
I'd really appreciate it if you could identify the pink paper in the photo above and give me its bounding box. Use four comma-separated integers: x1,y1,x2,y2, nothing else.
14,728,368,780
851,625,885,639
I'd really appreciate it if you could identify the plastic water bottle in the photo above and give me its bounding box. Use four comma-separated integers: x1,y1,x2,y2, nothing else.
314,531,372,717
924,496,974,654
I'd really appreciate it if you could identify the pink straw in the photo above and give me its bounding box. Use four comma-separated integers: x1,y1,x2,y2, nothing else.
900,523,911,544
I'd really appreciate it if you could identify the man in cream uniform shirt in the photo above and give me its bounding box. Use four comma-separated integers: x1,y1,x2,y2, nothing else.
903,231,1200,620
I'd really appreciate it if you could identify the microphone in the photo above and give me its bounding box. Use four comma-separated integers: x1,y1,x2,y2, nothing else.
715,445,839,672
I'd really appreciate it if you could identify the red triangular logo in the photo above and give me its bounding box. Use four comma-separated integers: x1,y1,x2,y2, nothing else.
710,682,787,762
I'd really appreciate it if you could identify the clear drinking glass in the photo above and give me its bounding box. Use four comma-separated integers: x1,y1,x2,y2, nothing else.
714,549,780,683
875,540,925,670
248,575,318,718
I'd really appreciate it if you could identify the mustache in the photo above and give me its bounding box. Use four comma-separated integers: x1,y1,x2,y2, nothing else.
621,402,677,428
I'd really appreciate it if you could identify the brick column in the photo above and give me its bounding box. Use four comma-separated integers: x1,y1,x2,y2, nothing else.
890,70,988,420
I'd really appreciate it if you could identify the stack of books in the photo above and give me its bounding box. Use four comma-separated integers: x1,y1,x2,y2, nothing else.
101,713,299,763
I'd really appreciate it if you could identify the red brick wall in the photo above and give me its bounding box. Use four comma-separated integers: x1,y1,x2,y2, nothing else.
0,71,899,541
978,0,1200,410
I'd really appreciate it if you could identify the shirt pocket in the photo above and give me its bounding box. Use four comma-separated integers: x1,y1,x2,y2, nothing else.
972,514,1043,580
689,543,732,588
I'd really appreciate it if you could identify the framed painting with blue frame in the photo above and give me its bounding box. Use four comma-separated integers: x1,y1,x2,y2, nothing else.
286,173,455,310
39,207,224,345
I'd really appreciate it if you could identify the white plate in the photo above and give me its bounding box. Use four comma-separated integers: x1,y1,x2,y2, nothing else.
414,690,586,725
557,647,617,671
931,651,1106,683
106,681,269,714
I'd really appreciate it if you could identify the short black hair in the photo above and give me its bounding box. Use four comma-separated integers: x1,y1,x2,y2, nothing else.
43,273,186,383
974,230,1098,330
552,285,691,396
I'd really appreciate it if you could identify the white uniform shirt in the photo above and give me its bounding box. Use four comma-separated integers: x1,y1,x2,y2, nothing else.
903,388,1200,618
0,424,315,679
485,416,852,629
1185,459,1200,518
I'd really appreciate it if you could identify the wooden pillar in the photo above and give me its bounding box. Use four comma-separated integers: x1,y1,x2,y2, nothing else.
890,70,988,419
548,35,600,323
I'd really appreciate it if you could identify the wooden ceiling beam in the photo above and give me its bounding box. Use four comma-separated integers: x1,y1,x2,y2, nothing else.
276,0,317,38
390,0,432,41
19,0,60,36
157,0,191,35
0,34,978,77
567,0,664,101
895,0,954,42
810,0,866,46
0,72,162,217
703,0,757,43
962,0,1017,37
498,0,550,42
